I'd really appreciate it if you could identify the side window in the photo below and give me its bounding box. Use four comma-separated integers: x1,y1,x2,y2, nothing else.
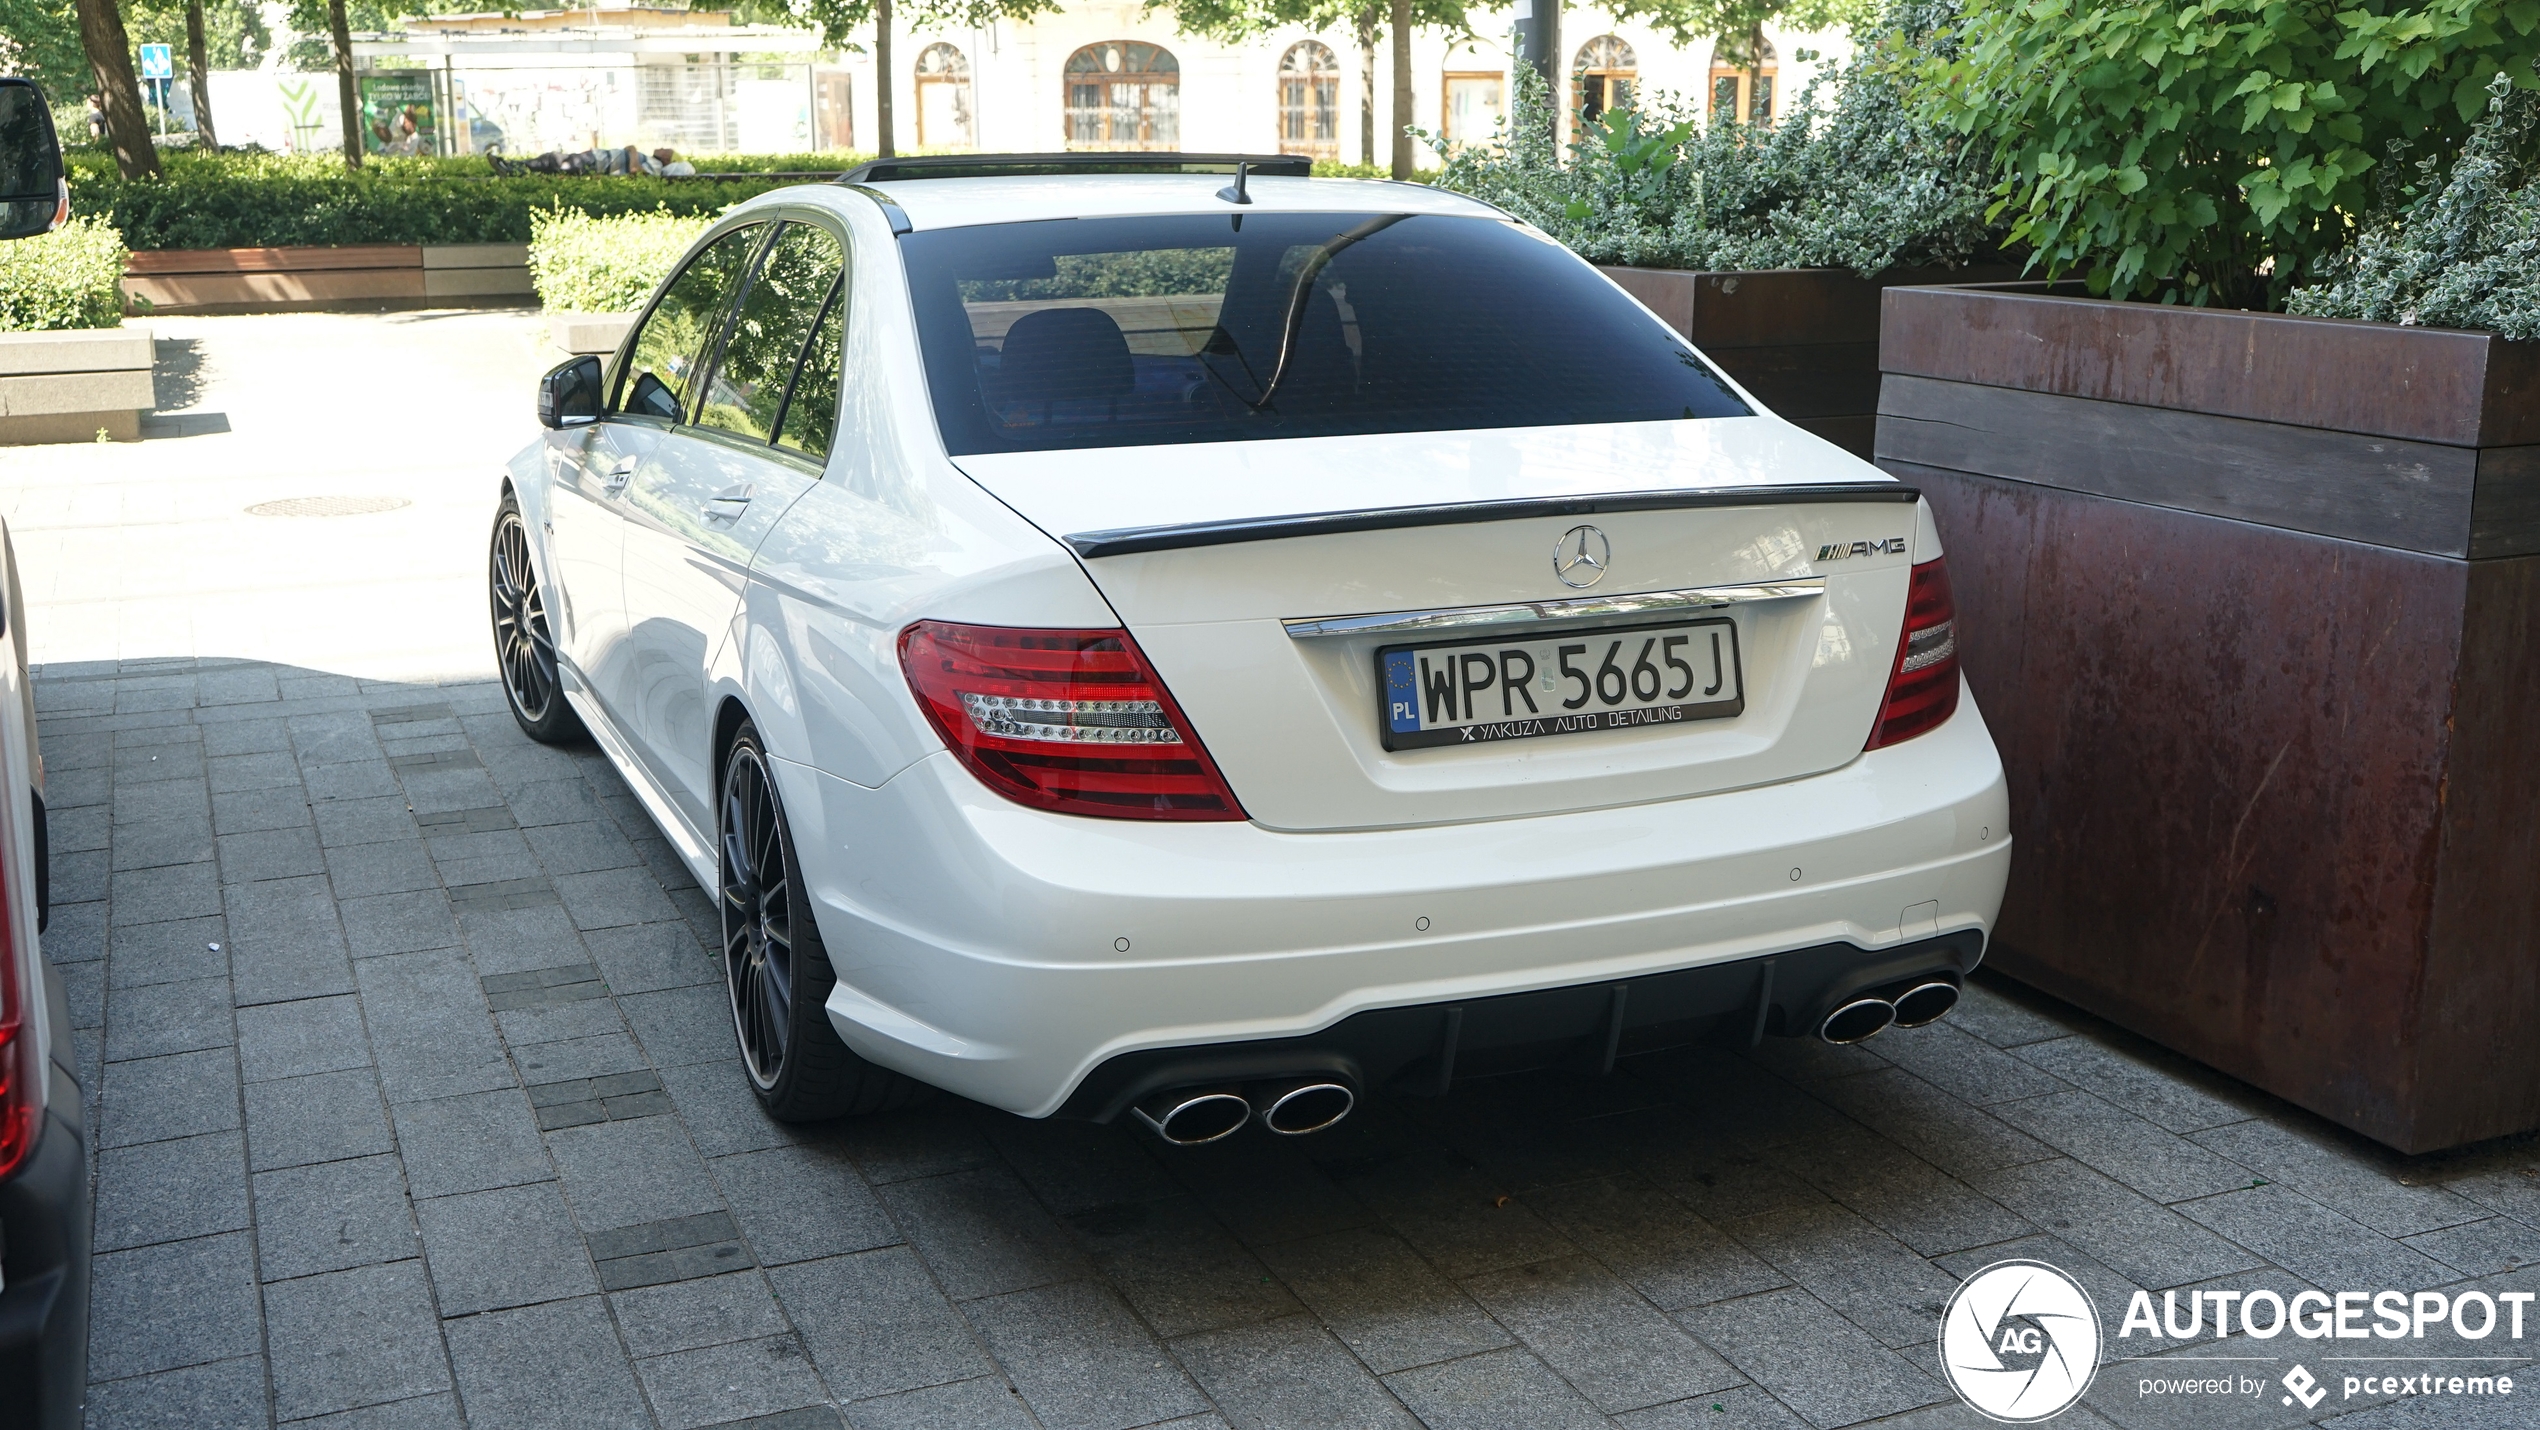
774,280,846,461
615,224,764,422
694,222,846,443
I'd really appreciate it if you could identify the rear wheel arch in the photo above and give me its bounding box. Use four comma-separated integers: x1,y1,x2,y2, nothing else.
712,695,754,803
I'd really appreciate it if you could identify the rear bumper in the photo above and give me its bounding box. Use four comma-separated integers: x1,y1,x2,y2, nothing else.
792,682,2011,1118
1,965,89,1430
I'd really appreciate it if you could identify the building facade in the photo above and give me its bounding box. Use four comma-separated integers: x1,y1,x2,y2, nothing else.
845,2,1851,161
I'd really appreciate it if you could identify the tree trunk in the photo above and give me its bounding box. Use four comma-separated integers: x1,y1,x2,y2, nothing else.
184,0,217,149
875,0,895,159
1354,3,1377,167
1388,0,1412,178
329,0,360,169
75,0,160,178
1745,20,1765,124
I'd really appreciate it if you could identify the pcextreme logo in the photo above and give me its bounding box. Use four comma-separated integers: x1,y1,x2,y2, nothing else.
1939,1260,2103,1422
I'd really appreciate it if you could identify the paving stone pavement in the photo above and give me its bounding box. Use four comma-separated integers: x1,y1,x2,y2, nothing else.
51,657,2540,1430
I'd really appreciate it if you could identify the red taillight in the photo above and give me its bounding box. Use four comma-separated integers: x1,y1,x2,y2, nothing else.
0,845,31,1183
1865,556,1961,750
898,621,1246,822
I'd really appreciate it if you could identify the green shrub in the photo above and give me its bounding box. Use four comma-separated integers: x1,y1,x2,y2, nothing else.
1430,0,1999,276
528,207,717,313
0,216,130,331
1921,0,2540,307
2290,73,2540,337
64,150,853,251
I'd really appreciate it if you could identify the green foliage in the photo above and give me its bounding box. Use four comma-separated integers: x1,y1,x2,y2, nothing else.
123,0,274,74
1922,0,2540,307
1431,1,2000,275
1308,160,1438,179
782,0,1065,50
0,0,89,96
2289,72,2540,335
0,217,131,331
66,150,853,250
1601,0,1876,50
528,207,718,313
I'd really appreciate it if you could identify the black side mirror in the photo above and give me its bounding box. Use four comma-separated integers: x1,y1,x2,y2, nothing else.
0,78,66,242
539,355,604,429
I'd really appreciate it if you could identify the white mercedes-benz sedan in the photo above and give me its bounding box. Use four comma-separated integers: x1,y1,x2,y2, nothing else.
495,153,2010,1144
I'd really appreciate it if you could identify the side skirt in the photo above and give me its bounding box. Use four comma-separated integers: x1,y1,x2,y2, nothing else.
557,665,718,895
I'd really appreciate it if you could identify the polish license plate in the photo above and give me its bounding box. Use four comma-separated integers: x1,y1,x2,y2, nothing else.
1379,619,1745,751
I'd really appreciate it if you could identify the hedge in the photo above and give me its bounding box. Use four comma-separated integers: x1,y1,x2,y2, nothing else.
529,207,717,314
65,151,863,251
0,217,130,331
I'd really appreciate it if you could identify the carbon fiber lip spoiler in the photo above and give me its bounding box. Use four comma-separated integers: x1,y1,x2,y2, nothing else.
1062,483,1920,559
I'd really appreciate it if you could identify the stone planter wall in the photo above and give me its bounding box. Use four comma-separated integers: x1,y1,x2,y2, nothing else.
0,327,155,444
1876,285,2540,1153
124,243,533,315
1601,265,2020,458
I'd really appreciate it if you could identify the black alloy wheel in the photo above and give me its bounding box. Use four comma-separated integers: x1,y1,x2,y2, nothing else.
489,496,586,745
718,720,920,1120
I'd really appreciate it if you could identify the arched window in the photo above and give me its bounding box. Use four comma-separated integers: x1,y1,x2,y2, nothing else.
1064,41,1180,151
1709,37,1778,124
915,42,974,149
1277,40,1340,161
1440,42,1504,149
1573,35,1636,127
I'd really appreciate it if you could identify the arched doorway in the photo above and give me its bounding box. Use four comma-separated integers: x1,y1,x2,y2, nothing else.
1065,41,1180,151
915,42,974,149
1277,40,1340,161
1573,35,1636,127
1709,37,1779,124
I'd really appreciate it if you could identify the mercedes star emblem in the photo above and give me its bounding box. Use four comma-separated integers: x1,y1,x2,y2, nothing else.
1554,524,1611,589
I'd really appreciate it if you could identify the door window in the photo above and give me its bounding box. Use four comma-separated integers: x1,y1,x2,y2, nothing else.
775,281,846,461
694,221,847,444
615,223,765,422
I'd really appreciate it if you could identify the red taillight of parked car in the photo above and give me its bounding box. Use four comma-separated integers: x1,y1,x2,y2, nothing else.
1865,557,1961,750
899,621,1247,822
0,855,32,1183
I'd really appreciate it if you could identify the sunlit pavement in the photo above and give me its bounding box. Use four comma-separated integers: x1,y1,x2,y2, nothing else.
23,313,2540,1430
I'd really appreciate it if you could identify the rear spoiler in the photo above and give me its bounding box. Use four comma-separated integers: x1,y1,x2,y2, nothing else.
1063,483,1919,559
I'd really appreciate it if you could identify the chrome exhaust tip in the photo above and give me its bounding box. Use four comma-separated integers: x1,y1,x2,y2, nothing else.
1130,1088,1251,1145
1252,1079,1355,1136
1890,980,1961,1029
1819,997,1898,1045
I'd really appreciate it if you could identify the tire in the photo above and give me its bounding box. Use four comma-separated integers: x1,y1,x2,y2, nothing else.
489,494,587,746
720,720,923,1121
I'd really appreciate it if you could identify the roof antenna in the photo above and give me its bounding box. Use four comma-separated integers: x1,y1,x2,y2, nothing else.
1216,161,1253,206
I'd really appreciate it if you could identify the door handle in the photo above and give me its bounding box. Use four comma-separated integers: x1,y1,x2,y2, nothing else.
604,456,638,493
702,484,753,520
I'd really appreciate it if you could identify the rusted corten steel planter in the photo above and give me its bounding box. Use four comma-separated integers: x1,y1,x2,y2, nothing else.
1876,285,2540,1153
1601,266,2013,458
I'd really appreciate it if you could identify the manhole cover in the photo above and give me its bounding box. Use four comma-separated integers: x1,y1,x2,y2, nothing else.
246,496,413,518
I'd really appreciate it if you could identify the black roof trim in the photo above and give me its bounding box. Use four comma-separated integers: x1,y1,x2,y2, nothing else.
840,183,913,235
839,152,1315,184
1064,483,1920,559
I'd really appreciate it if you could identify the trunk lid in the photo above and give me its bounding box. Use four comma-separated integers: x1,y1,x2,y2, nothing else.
953,417,1925,832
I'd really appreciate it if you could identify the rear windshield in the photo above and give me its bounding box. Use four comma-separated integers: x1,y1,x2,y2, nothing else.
902,211,1750,455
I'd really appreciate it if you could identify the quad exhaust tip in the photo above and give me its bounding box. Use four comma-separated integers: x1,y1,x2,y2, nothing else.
1891,979,1961,1028
1254,1079,1355,1136
1129,1088,1251,1145
1819,997,1898,1045
1130,1078,1358,1144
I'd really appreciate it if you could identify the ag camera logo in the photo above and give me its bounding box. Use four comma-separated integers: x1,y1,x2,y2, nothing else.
1940,1260,2103,1422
